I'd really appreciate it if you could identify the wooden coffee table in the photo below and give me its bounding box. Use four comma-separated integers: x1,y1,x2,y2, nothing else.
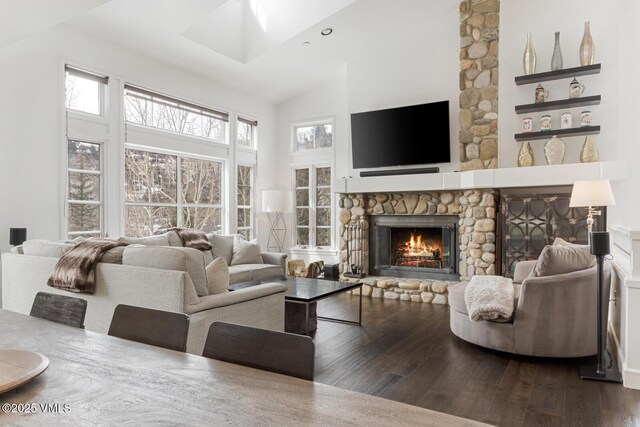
230,277,363,335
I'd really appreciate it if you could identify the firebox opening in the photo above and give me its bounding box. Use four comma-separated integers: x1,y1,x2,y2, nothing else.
391,228,444,269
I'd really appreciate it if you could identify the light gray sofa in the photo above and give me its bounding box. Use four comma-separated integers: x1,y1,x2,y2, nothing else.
1,232,288,355
449,243,606,358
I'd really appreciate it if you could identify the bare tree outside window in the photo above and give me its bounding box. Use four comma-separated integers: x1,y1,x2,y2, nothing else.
237,165,253,239
295,124,332,150
67,141,102,238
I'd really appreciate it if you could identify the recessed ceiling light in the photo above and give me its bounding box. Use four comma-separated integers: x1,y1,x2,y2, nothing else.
321,28,333,36
303,41,311,45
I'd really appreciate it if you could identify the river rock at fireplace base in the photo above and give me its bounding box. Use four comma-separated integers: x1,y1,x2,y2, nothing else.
400,294,411,301
398,280,420,290
372,288,383,298
411,295,422,302
384,292,400,300
432,294,448,305
376,278,398,289
420,282,432,292
361,277,378,287
421,292,435,303
431,281,450,294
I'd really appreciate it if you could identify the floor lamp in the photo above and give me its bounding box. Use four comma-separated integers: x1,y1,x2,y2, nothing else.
262,190,291,253
569,180,622,383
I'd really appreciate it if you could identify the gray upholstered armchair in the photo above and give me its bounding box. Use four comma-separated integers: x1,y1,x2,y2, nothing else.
449,243,605,358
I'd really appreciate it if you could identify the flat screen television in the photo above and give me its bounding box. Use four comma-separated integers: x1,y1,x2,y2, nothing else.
350,100,450,169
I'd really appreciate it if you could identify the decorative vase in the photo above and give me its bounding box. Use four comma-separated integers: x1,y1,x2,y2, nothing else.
523,32,537,75
580,135,599,162
579,21,595,66
551,31,563,71
517,141,534,167
544,135,565,165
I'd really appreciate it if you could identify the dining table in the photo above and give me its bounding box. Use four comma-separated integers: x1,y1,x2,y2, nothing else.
0,309,489,426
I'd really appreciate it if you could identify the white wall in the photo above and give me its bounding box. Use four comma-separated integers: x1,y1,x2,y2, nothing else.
0,25,278,260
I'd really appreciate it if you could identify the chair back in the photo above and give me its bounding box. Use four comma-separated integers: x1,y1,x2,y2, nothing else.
108,304,189,352
203,322,315,380
30,291,87,328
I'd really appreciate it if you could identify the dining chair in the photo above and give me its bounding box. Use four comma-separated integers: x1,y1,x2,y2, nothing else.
30,291,88,329
108,304,190,352
202,322,315,380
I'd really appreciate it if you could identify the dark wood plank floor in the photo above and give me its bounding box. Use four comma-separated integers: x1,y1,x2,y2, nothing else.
311,294,640,427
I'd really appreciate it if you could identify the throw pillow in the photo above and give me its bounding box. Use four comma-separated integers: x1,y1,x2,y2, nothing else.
532,244,594,277
205,257,230,294
231,236,263,265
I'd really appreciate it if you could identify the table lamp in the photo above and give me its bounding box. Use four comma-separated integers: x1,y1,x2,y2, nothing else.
9,228,27,246
262,190,291,252
569,180,622,383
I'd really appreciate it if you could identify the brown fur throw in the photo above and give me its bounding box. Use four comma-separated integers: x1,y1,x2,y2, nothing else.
170,228,212,251
48,239,126,294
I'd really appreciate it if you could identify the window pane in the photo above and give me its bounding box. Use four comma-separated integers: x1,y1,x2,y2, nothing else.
296,228,309,246
68,173,100,201
315,124,333,148
181,157,222,205
317,228,331,247
237,208,251,228
237,165,252,186
316,208,331,226
238,229,251,240
316,188,331,207
237,122,254,148
125,206,177,237
203,116,224,141
296,189,309,207
68,141,100,171
237,186,251,207
297,208,309,226
125,149,177,203
296,169,309,187
296,127,313,150
316,167,331,186
65,74,100,115
68,203,100,233
182,207,221,234
124,94,150,125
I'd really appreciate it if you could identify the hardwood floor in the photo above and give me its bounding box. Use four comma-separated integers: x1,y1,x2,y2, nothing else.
312,294,640,426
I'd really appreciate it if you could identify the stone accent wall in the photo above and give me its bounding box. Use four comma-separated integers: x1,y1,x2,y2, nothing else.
338,190,498,282
459,0,500,171
341,276,456,306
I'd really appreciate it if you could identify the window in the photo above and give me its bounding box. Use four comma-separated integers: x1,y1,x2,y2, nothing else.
124,148,223,237
65,66,107,115
237,117,257,149
124,85,228,142
294,123,333,150
294,166,332,248
236,165,254,239
67,140,103,238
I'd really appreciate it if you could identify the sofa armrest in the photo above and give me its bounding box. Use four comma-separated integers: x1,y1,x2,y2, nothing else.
261,252,287,276
185,282,287,314
513,260,537,284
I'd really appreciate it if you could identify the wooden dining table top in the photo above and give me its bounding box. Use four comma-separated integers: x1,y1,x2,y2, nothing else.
0,309,489,426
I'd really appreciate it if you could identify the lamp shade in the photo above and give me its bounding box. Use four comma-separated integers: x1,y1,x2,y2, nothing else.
9,228,27,246
261,190,292,213
569,180,616,207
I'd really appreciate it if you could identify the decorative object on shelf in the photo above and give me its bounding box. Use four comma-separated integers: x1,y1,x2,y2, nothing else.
9,228,27,246
517,141,535,167
544,135,566,165
540,115,552,131
580,135,599,163
551,31,563,71
522,117,533,133
569,77,585,98
580,111,593,126
523,32,537,75
262,190,292,252
560,112,573,129
579,21,595,66
535,83,549,103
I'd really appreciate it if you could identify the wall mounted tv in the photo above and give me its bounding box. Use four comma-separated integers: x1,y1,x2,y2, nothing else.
350,100,450,169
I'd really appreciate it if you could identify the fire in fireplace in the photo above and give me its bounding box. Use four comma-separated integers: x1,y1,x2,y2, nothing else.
370,215,459,280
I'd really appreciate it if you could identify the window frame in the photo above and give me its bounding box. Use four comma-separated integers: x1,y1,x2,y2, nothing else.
64,65,108,118
292,164,333,250
291,119,334,152
236,163,255,240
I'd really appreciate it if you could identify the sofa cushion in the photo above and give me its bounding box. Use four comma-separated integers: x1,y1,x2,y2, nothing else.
22,240,75,258
207,234,234,265
99,246,126,264
532,244,594,277
245,264,285,281
205,257,229,295
118,234,171,246
167,231,183,247
231,237,263,265
123,246,209,296
228,267,252,285
448,282,468,314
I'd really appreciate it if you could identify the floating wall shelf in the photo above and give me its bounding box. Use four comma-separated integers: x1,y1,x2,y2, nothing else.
514,125,600,141
515,64,601,85
515,95,601,114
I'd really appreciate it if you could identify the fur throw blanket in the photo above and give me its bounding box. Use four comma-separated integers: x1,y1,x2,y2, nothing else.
464,275,514,322
48,239,126,294
171,228,212,251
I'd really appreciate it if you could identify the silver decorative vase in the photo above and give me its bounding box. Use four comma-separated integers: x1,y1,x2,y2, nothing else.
517,141,534,167
523,32,537,75
580,21,595,66
580,135,599,162
551,31,563,71
544,135,565,165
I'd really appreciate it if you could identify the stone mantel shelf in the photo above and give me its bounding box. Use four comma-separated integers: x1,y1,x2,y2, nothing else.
333,160,626,194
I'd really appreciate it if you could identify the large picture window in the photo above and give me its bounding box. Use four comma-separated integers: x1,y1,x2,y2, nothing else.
67,140,103,238
236,165,254,239
294,166,332,248
124,148,223,236
124,85,228,143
